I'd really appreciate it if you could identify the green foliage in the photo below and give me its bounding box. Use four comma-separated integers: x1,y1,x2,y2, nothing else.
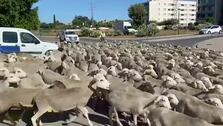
206,17,215,24
195,22,212,30
90,31,101,38
136,23,159,37
148,23,159,36
0,0,40,30
136,24,148,37
113,30,124,36
72,16,91,28
158,19,178,26
95,20,113,29
128,4,146,27
80,28,92,37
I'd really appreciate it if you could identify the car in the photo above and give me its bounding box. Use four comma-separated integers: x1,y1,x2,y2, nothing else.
0,27,58,55
59,29,79,43
199,25,222,34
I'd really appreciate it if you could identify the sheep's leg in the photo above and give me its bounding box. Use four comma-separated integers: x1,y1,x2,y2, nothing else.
133,114,138,126
78,106,93,126
5,112,16,126
64,110,79,124
113,107,123,126
31,108,47,126
109,106,114,126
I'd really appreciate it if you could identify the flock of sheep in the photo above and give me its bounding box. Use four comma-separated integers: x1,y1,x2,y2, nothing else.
1,41,223,126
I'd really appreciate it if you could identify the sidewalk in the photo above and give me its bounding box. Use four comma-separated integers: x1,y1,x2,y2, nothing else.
196,37,223,52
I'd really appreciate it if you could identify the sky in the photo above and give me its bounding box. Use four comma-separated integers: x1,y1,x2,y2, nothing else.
35,0,147,24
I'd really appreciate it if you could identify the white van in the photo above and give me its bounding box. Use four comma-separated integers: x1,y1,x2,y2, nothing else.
0,27,58,55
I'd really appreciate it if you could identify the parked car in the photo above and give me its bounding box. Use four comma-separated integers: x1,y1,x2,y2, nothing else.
59,29,79,43
0,27,58,55
199,25,222,34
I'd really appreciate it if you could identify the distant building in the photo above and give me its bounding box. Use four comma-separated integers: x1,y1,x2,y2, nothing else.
197,0,223,25
145,0,197,26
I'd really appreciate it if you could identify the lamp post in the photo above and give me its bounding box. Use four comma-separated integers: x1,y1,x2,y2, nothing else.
177,0,180,35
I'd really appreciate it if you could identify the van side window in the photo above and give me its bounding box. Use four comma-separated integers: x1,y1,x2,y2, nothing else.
20,32,40,44
3,32,18,43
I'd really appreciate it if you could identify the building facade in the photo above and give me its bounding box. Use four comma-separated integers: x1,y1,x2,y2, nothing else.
148,0,197,26
197,0,223,25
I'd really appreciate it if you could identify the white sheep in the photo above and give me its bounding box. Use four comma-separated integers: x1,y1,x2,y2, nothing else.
166,93,179,108
13,67,27,79
144,65,158,79
154,95,172,109
108,66,117,77
7,53,17,63
205,97,223,109
201,76,213,89
161,75,177,88
191,80,208,91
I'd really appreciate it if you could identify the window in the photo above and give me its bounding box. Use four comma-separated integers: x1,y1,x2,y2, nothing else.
20,32,40,44
3,32,18,43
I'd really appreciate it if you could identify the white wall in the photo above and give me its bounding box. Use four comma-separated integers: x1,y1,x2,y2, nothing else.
149,0,197,26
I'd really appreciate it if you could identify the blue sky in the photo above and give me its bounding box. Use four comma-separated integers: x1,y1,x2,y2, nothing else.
35,0,147,24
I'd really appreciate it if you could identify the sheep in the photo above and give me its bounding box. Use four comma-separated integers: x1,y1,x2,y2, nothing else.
169,89,223,124
31,87,94,126
205,97,223,109
161,75,177,88
147,108,216,126
107,66,117,77
108,85,167,126
143,65,158,79
201,76,213,89
7,53,17,63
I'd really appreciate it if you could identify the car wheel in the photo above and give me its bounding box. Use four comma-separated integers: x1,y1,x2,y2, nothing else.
219,30,222,34
208,31,211,34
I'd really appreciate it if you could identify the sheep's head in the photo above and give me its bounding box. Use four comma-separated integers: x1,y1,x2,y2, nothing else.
205,97,223,109
7,53,17,63
92,73,110,90
14,67,27,79
0,67,10,79
69,74,81,81
167,94,179,106
154,95,172,109
5,73,21,84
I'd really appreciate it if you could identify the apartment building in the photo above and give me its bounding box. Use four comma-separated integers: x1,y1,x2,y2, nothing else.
148,0,197,26
197,0,223,25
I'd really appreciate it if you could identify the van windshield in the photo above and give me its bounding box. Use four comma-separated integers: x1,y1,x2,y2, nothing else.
65,31,75,35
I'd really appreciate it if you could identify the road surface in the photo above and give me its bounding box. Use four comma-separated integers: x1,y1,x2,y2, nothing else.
39,34,223,47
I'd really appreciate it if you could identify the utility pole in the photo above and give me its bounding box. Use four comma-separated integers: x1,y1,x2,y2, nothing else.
90,2,94,27
176,0,180,35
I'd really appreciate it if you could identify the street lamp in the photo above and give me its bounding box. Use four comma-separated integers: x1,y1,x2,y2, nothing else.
177,0,180,35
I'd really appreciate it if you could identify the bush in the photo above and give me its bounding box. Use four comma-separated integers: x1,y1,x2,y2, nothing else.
136,23,159,37
113,30,124,36
194,22,212,30
90,31,101,38
80,28,92,37
136,24,148,37
148,23,159,36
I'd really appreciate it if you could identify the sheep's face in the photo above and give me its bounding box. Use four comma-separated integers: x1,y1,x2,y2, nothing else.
7,54,17,63
69,74,80,81
205,98,223,109
154,95,172,109
14,68,27,79
93,74,110,90
6,73,21,83
0,67,10,78
167,94,179,106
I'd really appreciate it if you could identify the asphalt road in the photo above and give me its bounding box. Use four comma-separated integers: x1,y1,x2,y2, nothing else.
39,33,223,47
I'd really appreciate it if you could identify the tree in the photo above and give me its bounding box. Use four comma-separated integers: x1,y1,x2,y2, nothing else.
72,16,91,28
0,0,40,30
128,3,146,27
206,17,215,24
